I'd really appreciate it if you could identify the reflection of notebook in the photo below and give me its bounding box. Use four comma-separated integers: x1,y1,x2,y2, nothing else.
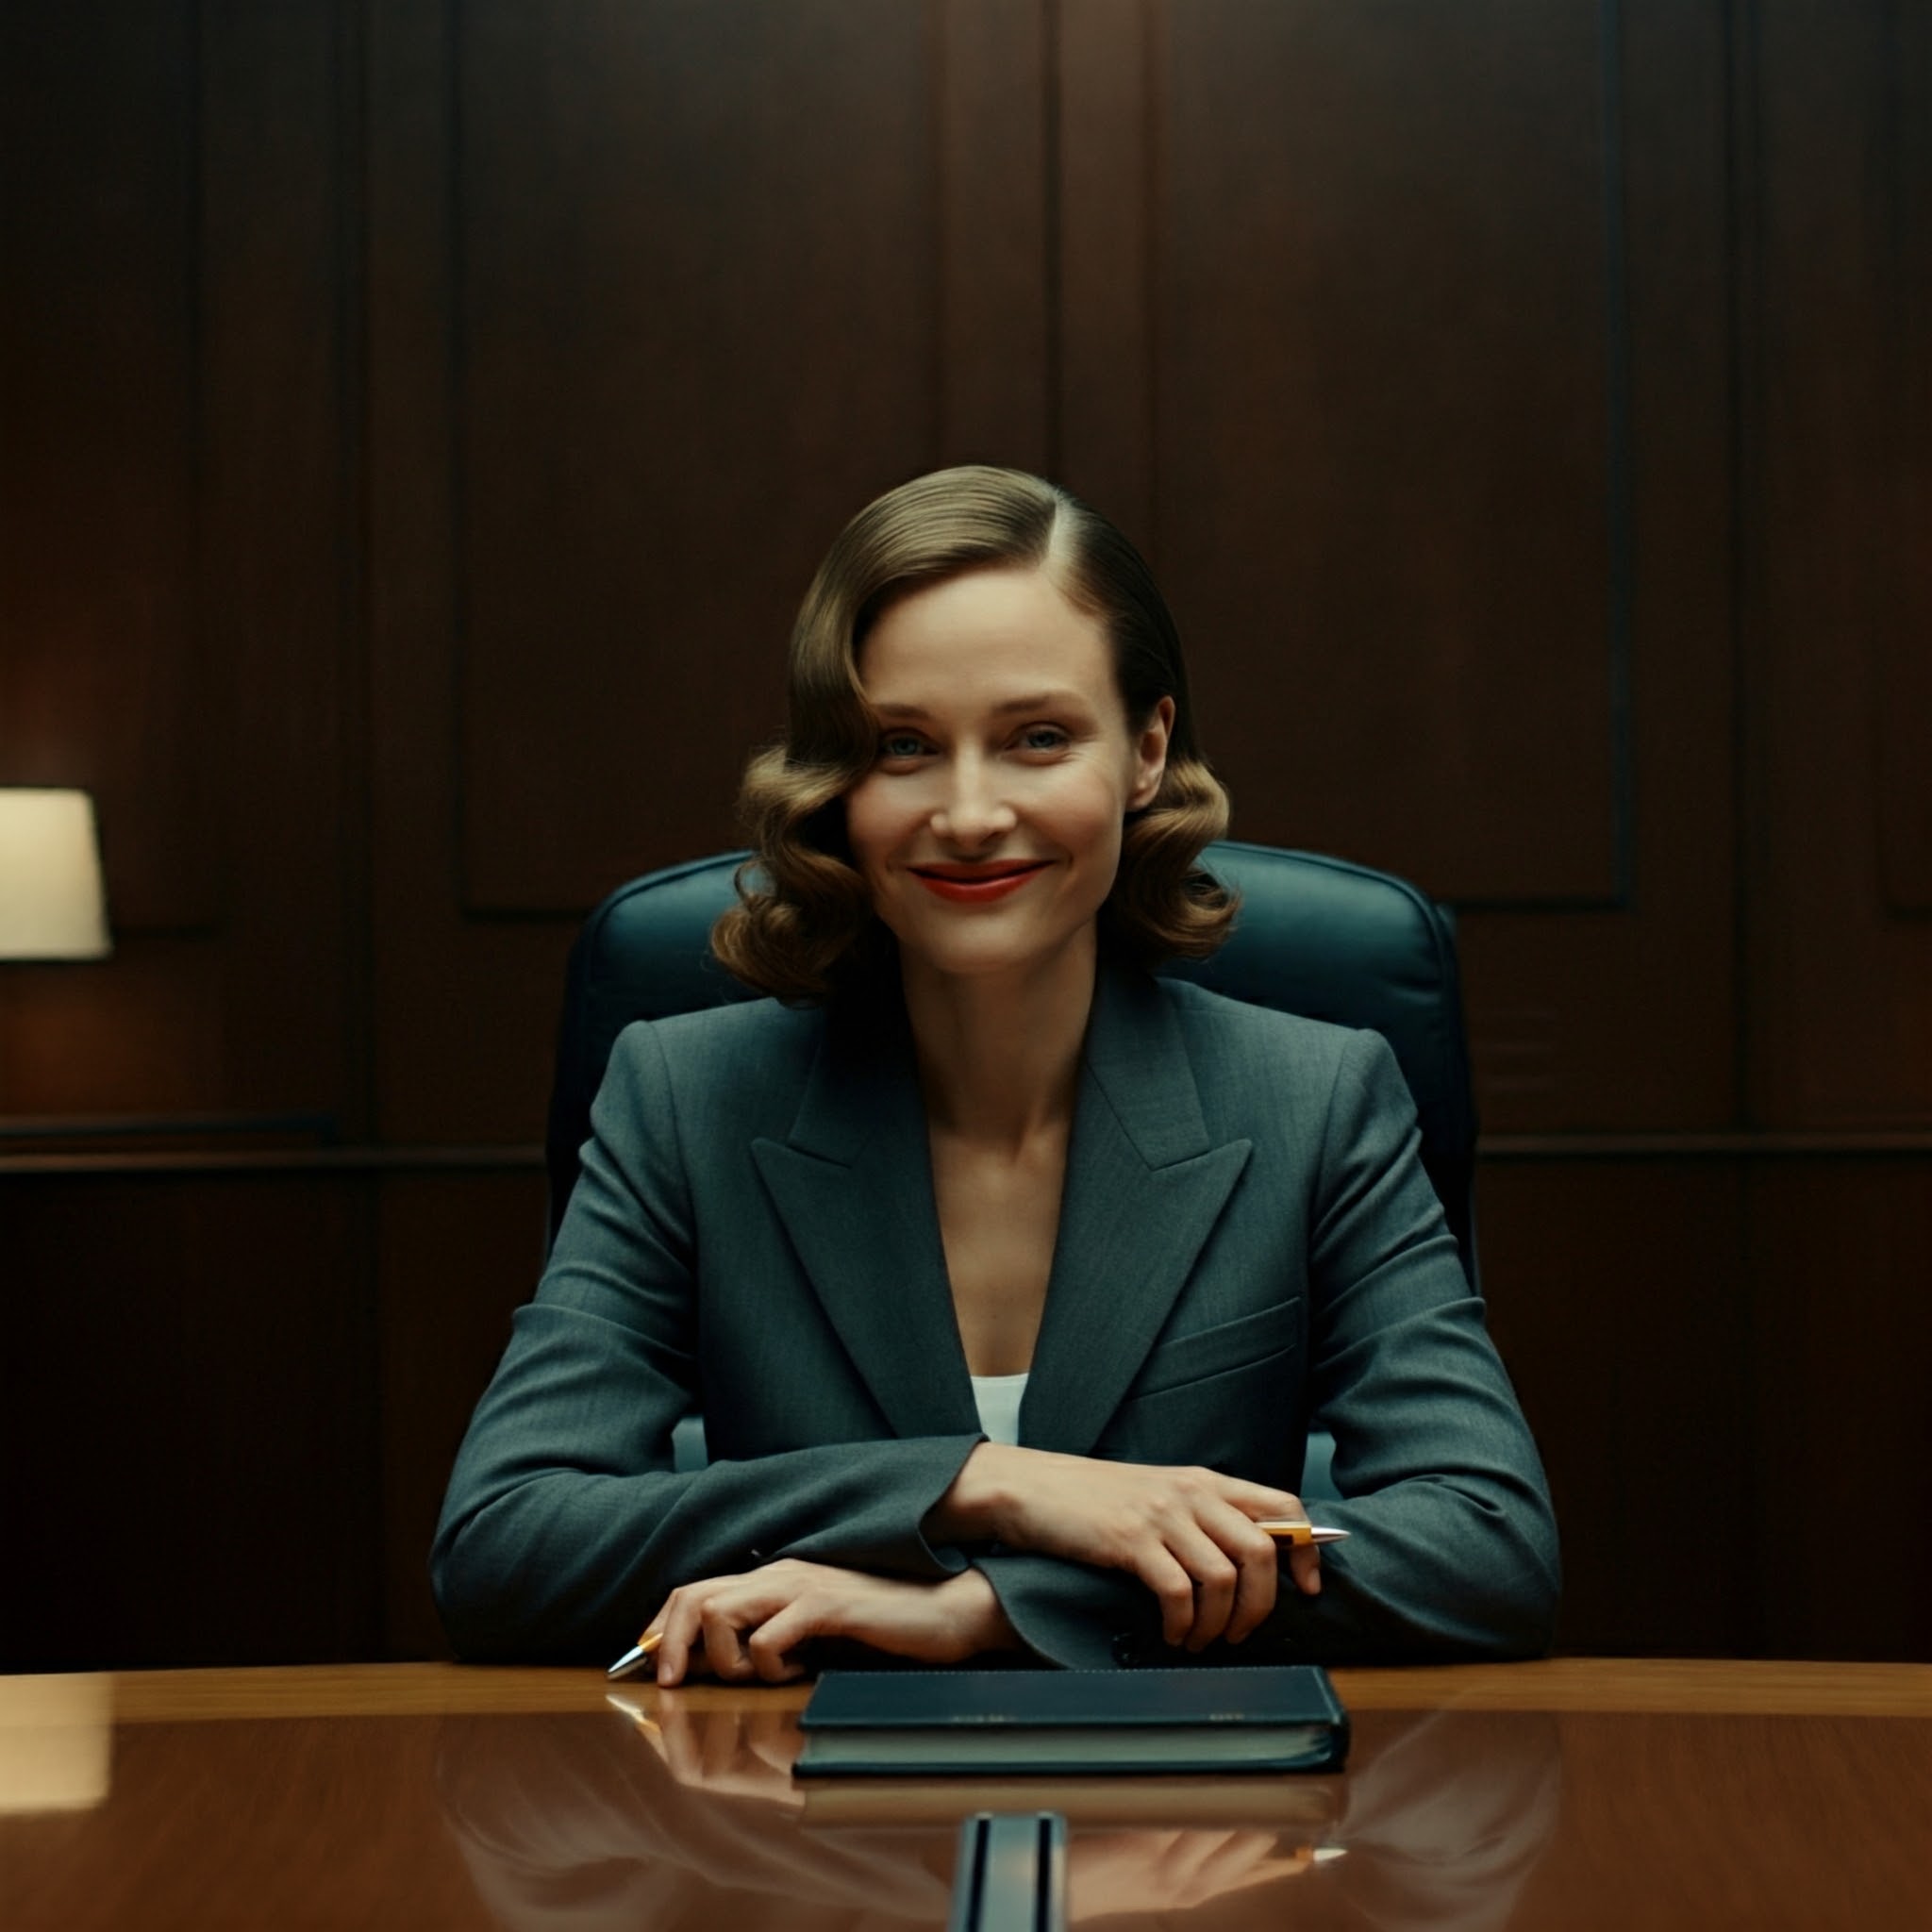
797,1774,1342,1830
794,1666,1350,1777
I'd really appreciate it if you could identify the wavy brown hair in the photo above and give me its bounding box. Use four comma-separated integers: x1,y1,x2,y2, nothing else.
711,465,1236,1002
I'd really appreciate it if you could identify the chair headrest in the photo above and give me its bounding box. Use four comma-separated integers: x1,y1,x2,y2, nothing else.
544,842,1478,1287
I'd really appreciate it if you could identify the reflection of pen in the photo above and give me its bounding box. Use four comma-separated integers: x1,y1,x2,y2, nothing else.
1257,1522,1349,1546
608,1629,664,1681
604,1690,662,1735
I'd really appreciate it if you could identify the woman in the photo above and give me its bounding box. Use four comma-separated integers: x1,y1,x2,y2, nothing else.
432,465,1559,1678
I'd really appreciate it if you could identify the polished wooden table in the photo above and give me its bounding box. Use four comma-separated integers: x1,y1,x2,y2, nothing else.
3,1659,1929,1929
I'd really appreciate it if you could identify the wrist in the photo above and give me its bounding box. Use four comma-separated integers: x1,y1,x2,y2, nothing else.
931,1441,1022,1542
949,1565,1024,1655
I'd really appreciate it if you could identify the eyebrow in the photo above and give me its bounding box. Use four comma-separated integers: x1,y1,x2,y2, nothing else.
871,691,1090,722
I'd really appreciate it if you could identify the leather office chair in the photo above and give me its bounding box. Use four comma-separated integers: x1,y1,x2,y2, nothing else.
543,841,1480,1499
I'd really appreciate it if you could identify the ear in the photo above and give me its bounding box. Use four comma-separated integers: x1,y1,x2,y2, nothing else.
1127,696,1175,810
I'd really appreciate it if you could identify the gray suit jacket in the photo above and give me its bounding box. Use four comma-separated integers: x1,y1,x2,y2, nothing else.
432,958,1559,1669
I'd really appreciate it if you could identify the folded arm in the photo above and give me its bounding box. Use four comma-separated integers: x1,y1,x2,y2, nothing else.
431,1023,984,1663
925,1028,1560,1671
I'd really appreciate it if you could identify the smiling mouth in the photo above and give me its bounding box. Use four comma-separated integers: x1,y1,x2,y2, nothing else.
911,862,1050,882
909,860,1051,901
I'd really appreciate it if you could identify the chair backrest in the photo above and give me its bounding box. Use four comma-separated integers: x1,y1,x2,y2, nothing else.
544,841,1480,1289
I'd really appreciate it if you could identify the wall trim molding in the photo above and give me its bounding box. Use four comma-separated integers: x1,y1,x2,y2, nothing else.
0,1145,543,1176
6,1132,1932,1178
1480,1131,1932,1159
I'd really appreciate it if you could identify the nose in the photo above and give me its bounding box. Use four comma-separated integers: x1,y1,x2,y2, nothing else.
930,750,1018,849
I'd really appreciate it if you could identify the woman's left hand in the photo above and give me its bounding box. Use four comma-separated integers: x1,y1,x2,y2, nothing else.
644,1559,1020,1686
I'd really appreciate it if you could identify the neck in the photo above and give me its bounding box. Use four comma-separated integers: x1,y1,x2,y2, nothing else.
898,927,1099,1150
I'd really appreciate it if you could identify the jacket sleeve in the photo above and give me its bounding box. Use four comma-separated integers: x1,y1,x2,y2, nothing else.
1256,1026,1561,1662
430,1022,983,1663
975,1027,1561,1672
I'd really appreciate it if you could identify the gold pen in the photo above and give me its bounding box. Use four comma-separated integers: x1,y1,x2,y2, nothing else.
1256,1521,1349,1546
607,1628,664,1681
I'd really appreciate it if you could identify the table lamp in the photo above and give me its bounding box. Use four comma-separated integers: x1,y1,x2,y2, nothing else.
0,789,112,959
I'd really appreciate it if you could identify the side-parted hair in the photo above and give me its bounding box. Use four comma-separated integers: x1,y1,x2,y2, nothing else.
711,465,1236,1003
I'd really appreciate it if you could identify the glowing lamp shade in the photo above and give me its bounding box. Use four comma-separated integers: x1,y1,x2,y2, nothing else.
0,790,112,960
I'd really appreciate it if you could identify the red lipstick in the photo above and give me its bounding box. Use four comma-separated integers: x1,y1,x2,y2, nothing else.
910,860,1050,903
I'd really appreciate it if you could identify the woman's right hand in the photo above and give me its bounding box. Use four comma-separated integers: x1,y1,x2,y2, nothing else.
931,1443,1321,1650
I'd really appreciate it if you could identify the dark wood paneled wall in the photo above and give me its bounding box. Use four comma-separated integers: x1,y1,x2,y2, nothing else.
3,0,1926,1668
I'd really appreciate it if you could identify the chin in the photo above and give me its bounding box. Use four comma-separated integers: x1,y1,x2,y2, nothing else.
891,917,1098,986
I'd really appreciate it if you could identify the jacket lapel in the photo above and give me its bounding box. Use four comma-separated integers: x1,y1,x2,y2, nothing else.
751,959,1250,1454
751,996,980,1441
1019,962,1252,1455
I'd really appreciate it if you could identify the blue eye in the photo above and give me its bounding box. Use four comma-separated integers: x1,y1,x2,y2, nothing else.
878,734,924,759
1020,725,1069,751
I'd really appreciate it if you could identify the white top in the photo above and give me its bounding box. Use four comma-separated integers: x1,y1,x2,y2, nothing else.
969,1371,1029,1447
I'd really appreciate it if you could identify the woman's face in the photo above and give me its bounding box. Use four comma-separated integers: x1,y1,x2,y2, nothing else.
845,564,1173,985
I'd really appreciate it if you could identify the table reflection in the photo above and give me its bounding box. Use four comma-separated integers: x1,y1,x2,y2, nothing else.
436,1689,1559,1932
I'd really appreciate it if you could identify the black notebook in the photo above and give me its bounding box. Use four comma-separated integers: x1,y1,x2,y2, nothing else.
793,1665,1349,1777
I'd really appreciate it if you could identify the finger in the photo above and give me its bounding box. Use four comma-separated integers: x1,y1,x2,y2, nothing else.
1223,1478,1306,1522
1213,1513,1281,1642
665,1623,721,1686
747,1716,808,1774
1136,1546,1203,1647
747,1707,808,1772
700,1693,743,1779
744,1600,822,1682
717,1707,767,1778
1165,1829,1245,1902
652,1694,705,1780
622,1607,671,1682
654,1590,705,1686
1185,1829,1284,1899
1166,1525,1241,1651
698,1596,755,1681
1289,1542,1323,1597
